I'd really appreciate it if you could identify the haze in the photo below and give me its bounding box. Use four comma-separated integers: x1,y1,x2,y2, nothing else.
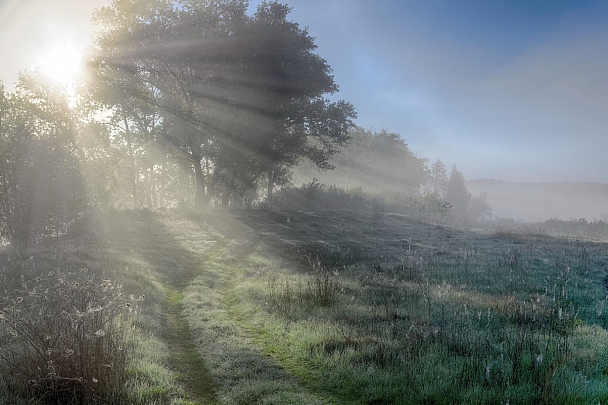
1,0,607,222
3,0,607,183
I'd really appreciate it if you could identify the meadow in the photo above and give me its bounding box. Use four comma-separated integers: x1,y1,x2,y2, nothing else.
1,208,608,404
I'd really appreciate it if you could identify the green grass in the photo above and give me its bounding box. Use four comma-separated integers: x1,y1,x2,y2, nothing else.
0,210,213,404
163,289,216,404
3,208,608,404
217,210,608,404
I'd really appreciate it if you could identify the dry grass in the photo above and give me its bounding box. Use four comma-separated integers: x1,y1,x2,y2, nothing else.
0,269,140,403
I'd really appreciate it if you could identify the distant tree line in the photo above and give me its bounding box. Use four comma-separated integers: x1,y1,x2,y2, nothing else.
468,179,608,223
295,134,491,222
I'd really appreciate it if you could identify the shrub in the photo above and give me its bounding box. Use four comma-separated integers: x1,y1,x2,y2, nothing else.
0,269,139,403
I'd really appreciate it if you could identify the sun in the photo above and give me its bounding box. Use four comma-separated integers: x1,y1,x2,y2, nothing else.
35,39,84,89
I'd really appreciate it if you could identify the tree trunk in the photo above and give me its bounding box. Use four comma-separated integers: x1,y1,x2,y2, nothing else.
192,154,206,209
221,191,231,208
149,163,157,208
123,115,138,209
159,159,166,208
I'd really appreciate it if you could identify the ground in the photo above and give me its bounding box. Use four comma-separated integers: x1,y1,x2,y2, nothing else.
2,208,608,404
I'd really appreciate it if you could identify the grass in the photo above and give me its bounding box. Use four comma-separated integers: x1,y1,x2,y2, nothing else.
2,207,608,404
0,210,213,404
223,210,608,404
162,289,215,404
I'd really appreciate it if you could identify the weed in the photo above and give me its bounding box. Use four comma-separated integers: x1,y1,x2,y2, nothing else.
266,271,339,319
305,271,340,307
0,270,139,403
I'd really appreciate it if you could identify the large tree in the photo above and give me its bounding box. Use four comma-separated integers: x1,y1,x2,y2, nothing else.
89,0,355,208
427,159,448,197
243,2,356,200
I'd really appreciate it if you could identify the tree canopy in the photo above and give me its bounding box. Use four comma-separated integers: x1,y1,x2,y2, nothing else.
0,75,88,247
296,127,427,193
445,165,471,221
89,0,356,207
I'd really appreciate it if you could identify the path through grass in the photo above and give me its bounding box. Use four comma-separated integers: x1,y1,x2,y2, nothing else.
163,289,216,404
8,208,607,404
107,209,327,404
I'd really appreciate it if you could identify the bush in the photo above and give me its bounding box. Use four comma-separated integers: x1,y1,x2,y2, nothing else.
0,269,139,403
259,183,452,222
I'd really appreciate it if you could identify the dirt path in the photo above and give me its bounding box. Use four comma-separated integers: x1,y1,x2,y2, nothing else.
161,289,216,404
106,211,220,404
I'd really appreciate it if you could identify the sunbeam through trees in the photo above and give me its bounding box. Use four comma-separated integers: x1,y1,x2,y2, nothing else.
88,0,356,209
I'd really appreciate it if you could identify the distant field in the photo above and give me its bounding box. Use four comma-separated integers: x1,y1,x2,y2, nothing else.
2,209,608,404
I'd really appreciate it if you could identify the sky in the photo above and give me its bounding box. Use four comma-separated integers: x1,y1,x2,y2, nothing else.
2,0,608,183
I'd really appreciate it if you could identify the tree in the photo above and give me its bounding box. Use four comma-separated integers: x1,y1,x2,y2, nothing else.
296,127,426,193
468,193,492,222
0,74,88,247
89,0,356,208
88,0,179,208
445,165,470,221
427,159,448,197
244,2,356,200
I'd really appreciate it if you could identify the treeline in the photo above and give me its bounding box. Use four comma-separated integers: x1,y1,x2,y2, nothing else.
0,1,356,247
539,217,608,239
0,0,489,248
294,128,491,222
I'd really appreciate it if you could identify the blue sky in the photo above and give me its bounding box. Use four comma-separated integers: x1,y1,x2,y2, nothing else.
249,0,608,182
2,0,607,183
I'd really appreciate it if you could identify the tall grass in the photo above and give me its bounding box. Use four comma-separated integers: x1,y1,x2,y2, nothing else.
0,269,139,404
0,209,212,404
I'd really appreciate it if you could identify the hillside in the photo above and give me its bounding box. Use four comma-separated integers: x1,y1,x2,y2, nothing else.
2,209,608,403
468,179,608,222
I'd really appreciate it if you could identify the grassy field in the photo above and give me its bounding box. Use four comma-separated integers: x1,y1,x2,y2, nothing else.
2,208,608,404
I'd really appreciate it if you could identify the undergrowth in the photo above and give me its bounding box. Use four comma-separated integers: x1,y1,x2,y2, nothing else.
0,270,140,404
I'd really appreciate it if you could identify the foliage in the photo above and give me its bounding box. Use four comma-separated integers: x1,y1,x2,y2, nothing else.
538,217,608,239
266,272,339,319
468,192,492,221
295,127,427,194
446,164,471,221
262,181,451,221
0,76,88,248
89,0,356,208
424,159,448,197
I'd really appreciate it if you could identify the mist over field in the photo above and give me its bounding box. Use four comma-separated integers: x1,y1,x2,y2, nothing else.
468,180,608,222
1,0,608,404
